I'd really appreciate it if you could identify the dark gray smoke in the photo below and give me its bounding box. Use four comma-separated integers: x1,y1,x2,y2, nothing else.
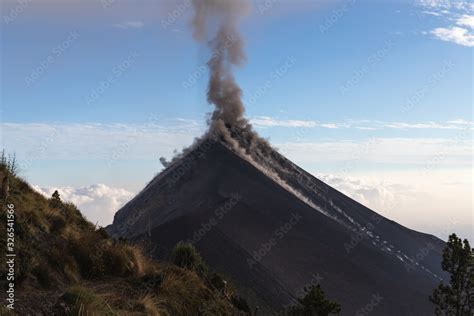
187,0,278,163
159,0,276,169
191,0,251,134
157,1,318,215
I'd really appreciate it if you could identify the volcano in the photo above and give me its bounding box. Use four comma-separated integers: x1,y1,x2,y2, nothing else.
107,128,445,315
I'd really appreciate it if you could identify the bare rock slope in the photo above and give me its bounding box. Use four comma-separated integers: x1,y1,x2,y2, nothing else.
108,134,445,315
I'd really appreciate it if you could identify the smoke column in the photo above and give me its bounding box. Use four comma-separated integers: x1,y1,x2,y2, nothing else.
191,0,251,134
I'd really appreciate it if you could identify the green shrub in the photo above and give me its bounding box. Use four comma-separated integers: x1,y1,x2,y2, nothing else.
171,242,208,276
49,190,62,209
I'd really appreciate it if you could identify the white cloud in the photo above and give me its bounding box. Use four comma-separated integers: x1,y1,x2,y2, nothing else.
457,14,474,28
421,10,443,16
418,1,474,46
383,121,463,129
114,21,145,29
250,116,351,129
249,116,473,130
316,170,473,241
250,116,319,128
355,126,378,130
320,123,341,129
431,26,474,46
318,174,405,213
33,184,134,226
447,118,474,125
418,0,474,11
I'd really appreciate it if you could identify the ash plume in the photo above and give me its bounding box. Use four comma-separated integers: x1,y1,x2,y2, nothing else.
190,0,251,134
161,0,276,169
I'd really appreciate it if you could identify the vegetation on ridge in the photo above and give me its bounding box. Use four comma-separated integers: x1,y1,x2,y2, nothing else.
430,233,473,316
0,152,250,315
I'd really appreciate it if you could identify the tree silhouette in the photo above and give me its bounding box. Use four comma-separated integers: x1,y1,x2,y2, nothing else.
50,190,62,208
287,284,341,316
430,233,473,315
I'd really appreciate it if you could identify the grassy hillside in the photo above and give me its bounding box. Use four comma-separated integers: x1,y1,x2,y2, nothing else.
0,158,250,315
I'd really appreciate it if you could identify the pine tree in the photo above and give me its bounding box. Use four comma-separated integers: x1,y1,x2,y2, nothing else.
430,234,473,315
287,284,341,316
50,190,62,208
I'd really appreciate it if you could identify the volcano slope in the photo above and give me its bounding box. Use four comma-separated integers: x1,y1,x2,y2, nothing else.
108,132,446,315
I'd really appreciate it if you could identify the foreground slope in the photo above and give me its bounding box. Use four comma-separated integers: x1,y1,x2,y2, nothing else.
109,136,445,315
0,162,247,315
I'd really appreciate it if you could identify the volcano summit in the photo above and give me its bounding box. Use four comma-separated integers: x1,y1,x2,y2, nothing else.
108,1,446,314
108,126,445,315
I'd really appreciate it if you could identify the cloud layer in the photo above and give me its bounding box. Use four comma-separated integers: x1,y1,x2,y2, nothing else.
250,117,474,130
318,174,403,214
33,184,134,226
318,171,473,241
2,119,471,171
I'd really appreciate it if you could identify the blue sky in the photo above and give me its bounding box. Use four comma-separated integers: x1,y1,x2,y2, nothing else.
1,0,472,239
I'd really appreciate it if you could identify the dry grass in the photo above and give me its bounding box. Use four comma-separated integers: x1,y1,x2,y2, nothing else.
153,265,237,315
0,306,15,316
121,244,147,277
61,285,116,315
138,295,168,316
